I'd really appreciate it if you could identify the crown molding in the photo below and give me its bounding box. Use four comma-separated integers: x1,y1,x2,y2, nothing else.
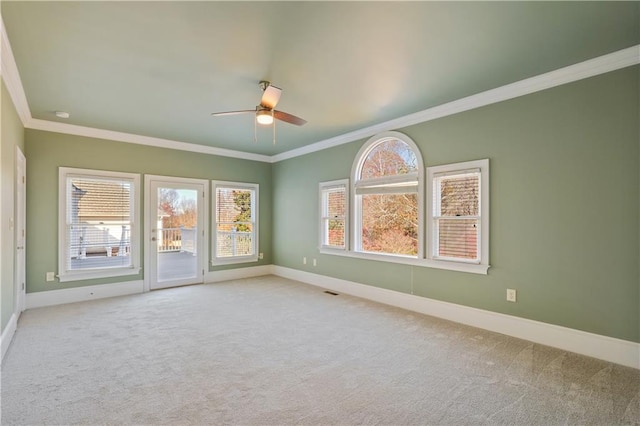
0,14,271,164
271,44,640,163
0,16,31,126
1,13,637,165
27,119,273,163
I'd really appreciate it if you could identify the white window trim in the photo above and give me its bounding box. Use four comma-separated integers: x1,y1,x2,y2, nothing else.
58,167,141,282
319,179,349,252
211,180,259,265
426,159,490,274
351,131,425,258
316,248,488,274
319,131,490,275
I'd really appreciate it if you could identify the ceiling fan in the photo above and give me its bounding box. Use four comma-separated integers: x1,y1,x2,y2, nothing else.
211,81,307,144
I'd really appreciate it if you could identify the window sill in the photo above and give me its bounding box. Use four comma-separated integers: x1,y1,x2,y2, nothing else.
58,267,141,283
211,256,259,266
319,249,489,275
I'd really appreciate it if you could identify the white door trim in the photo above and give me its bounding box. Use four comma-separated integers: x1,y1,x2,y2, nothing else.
15,147,26,314
144,175,209,292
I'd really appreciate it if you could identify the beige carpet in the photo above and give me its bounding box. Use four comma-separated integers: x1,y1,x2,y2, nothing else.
2,275,639,425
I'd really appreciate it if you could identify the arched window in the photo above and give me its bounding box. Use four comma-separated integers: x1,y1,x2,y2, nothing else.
352,131,424,257
319,131,489,274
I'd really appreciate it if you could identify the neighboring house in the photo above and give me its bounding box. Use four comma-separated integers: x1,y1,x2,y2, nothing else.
70,179,131,258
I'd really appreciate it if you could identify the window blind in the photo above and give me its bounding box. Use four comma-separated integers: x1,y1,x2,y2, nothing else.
433,172,480,261
65,176,133,271
215,187,255,258
321,184,346,248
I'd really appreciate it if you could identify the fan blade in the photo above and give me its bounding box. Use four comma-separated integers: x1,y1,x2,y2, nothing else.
260,85,282,109
274,110,307,126
210,110,255,117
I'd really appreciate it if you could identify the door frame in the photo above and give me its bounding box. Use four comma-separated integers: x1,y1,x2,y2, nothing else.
144,175,209,292
15,147,26,314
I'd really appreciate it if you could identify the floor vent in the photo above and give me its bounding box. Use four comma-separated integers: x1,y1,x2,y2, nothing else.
324,291,339,296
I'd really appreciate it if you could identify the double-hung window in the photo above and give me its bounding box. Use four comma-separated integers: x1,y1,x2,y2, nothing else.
58,167,140,282
427,159,489,271
352,132,424,258
318,131,489,274
319,180,348,250
212,181,259,264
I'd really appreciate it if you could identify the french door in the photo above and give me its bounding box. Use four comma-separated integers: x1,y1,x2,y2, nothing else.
145,176,208,290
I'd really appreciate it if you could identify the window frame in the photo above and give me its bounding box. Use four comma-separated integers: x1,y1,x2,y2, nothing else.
211,180,259,265
426,159,490,273
319,179,349,252
58,167,141,282
318,131,490,275
351,131,425,259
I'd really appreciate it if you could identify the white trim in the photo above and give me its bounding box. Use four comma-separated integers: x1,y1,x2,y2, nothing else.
319,179,349,251
0,16,30,126
1,313,18,362
0,14,269,163
211,180,259,265
1,14,637,165
144,175,210,292
205,264,273,283
27,118,273,163
319,248,490,274
272,266,640,370
270,45,640,162
15,146,26,313
426,159,490,270
58,167,142,283
142,174,154,293
23,265,271,309
57,268,141,283
25,280,144,309
351,131,425,258
210,256,259,266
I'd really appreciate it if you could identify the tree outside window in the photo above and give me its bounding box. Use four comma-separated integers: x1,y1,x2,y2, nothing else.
213,182,258,263
353,132,423,258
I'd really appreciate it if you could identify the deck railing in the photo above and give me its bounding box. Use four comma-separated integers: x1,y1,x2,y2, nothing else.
216,230,252,257
158,227,197,254
71,224,130,259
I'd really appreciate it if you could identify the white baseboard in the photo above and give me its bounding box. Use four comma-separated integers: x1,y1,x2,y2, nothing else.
272,266,640,370
1,312,18,362
24,264,273,311
205,265,274,283
25,280,144,309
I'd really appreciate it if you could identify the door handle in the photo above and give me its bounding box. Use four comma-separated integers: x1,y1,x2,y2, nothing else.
151,237,156,241
17,246,24,250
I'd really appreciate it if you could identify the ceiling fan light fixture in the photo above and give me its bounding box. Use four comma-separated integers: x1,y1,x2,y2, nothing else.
256,109,273,125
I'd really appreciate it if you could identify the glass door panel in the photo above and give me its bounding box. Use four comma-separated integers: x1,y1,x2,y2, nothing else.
148,178,205,290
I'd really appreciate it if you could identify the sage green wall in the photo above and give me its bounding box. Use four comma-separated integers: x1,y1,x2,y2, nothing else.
273,66,640,343
25,130,272,293
1,80,25,331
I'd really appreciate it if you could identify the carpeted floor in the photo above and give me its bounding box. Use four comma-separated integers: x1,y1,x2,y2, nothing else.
2,275,639,425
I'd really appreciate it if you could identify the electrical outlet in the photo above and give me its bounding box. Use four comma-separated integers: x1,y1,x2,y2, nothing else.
303,257,307,265
46,272,55,282
259,252,264,260
506,289,517,302
313,258,317,267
